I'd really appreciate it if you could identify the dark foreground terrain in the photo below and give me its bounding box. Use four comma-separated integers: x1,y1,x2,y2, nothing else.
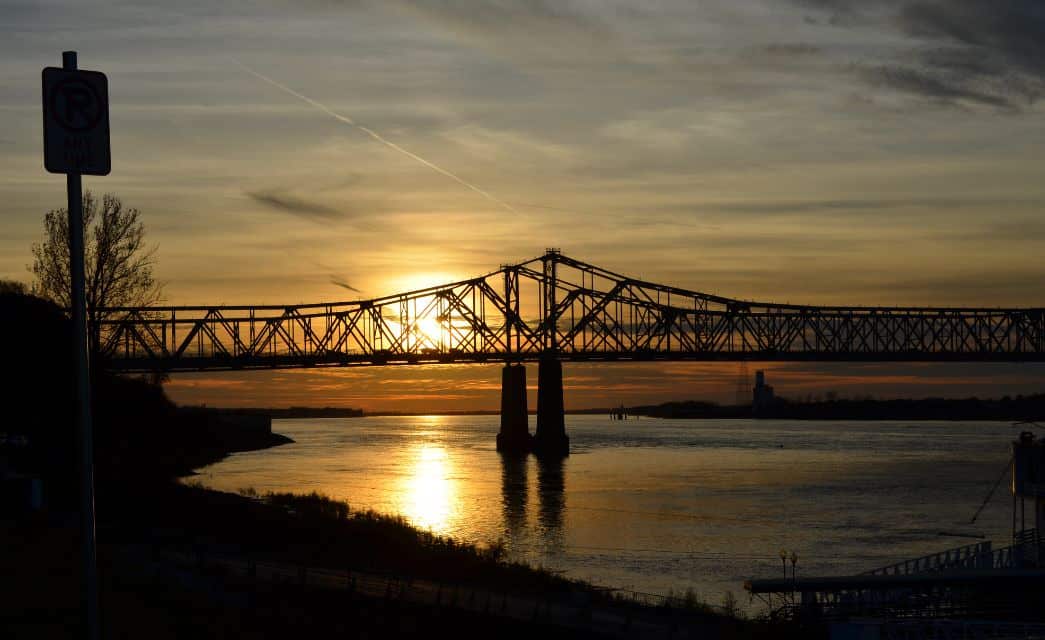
1,290,781,639
3,480,767,639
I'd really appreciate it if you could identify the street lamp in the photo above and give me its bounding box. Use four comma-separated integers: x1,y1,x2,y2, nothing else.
789,551,799,604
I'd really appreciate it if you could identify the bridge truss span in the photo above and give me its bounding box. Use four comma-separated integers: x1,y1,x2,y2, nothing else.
100,251,1045,372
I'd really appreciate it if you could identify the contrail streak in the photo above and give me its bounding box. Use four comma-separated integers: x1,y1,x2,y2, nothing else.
234,60,517,213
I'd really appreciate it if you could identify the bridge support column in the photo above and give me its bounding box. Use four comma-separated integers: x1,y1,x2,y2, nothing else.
497,364,532,453
534,358,569,457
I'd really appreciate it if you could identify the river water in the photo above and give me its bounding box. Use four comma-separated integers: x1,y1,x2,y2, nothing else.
192,416,1020,608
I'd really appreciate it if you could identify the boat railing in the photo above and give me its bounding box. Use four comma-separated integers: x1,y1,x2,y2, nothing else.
863,541,994,576
991,528,1042,569
864,529,1042,576
1014,527,1040,548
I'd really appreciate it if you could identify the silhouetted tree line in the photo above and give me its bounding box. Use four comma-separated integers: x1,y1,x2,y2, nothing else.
630,400,746,419
757,394,1045,421
179,406,364,419
1,288,76,506
0,289,287,510
630,394,1045,421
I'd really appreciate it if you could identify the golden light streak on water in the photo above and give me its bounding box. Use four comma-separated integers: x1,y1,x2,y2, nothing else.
401,442,457,535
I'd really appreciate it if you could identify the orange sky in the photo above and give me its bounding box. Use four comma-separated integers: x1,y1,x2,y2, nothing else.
162,361,1045,412
5,1,1045,410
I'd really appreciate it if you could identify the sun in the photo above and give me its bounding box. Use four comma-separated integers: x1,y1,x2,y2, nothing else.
414,316,443,348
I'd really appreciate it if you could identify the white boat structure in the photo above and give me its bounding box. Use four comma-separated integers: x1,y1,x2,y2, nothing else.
746,431,1045,639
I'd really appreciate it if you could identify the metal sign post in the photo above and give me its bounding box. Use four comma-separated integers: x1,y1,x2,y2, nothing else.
42,50,110,640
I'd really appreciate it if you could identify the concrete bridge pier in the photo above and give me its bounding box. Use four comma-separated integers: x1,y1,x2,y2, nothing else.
534,358,570,457
496,363,532,453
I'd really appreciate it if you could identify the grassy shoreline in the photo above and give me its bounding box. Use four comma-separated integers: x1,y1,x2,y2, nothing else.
168,423,750,617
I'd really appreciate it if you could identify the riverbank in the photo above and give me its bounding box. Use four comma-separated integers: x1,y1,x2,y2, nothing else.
5,478,759,639
6,414,765,639
168,407,294,475
96,414,582,594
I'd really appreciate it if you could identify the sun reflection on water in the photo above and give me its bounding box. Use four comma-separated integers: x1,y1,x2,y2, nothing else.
402,443,456,535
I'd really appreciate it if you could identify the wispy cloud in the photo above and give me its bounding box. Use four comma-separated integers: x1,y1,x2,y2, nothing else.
860,65,1016,109
762,43,823,56
704,196,1044,217
381,0,612,61
798,0,1045,109
246,190,342,222
329,277,362,293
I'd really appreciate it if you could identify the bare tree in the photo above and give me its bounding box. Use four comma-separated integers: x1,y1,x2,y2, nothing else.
30,191,162,354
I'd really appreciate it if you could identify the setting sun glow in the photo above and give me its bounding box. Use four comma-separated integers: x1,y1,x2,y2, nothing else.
414,317,443,348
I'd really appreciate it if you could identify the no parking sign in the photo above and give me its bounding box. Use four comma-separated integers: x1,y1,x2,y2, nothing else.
42,65,110,175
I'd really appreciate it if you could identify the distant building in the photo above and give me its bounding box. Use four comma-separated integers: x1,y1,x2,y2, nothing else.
752,370,774,412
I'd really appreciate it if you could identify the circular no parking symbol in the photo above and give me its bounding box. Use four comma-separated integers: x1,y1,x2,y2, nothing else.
50,77,103,132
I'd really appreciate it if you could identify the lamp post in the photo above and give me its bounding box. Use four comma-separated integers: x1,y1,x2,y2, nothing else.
789,551,799,605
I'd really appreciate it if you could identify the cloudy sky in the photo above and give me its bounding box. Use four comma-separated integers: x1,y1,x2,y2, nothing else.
3,0,1045,410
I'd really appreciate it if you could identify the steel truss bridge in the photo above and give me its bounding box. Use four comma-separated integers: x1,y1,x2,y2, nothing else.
100,250,1045,372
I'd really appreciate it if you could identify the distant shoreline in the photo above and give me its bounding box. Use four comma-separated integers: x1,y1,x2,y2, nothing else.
627,395,1045,422
203,393,1045,423
194,405,1036,424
